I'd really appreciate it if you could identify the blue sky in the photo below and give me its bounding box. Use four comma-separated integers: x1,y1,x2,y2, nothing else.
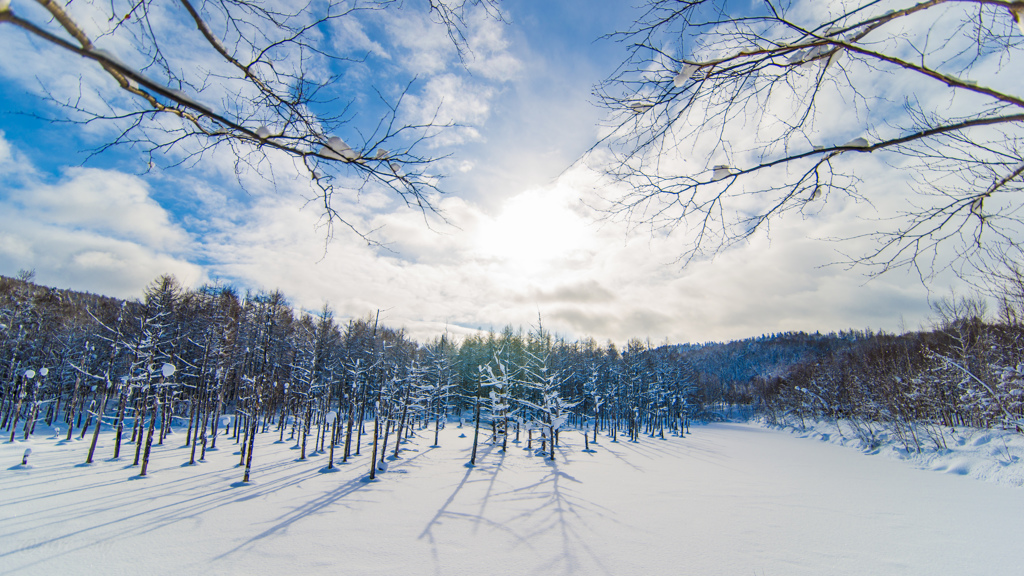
0,0,959,344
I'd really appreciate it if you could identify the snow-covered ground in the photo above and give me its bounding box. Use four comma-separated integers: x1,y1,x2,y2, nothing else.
3,422,1023,575
769,419,1024,488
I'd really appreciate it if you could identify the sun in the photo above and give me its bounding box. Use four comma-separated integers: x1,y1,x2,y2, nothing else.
475,187,589,271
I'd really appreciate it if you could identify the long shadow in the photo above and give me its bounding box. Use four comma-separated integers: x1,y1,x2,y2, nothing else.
211,435,448,559
2,452,320,538
416,439,617,576
537,456,615,576
211,473,373,561
0,448,372,574
417,443,533,576
0,436,385,570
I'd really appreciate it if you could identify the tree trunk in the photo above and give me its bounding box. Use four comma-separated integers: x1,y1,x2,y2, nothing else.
380,418,392,465
85,385,110,464
239,414,249,465
395,397,410,459
300,403,311,460
133,399,147,466
7,380,25,443
139,397,159,476
369,411,380,480
242,408,258,483
343,401,355,463
113,385,127,459
327,419,336,469
433,411,441,447
78,400,93,440
470,396,481,466
355,397,367,456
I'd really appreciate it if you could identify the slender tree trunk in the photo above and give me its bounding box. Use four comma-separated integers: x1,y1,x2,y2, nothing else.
85,385,110,464
79,399,93,440
395,397,409,459
139,397,159,476
343,400,355,463
186,398,196,446
113,385,127,459
133,398,146,466
242,407,258,483
327,419,336,469
159,387,171,445
65,371,82,440
470,396,481,466
8,380,25,443
433,412,441,447
300,402,311,460
369,411,380,480
380,418,392,464
199,410,210,461
319,408,328,453
355,397,367,456
502,416,508,452
239,413,249,465
209,382,224,450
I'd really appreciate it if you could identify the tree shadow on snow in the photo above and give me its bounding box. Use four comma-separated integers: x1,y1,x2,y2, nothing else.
418,441,617,576
211,473,375,560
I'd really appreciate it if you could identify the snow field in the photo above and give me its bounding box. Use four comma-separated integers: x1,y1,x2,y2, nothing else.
3,422,1024,575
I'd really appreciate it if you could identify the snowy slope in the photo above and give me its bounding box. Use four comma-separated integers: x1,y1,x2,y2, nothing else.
3,423,1023,575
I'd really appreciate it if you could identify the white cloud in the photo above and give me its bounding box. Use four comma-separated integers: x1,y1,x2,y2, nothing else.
0,135,201,298
0,219,203,300
382,7,459,76
9,168,188,248
464,9,523,81
0,1,968,348
331,14,390,59
402,73,495,146
183,156,944,346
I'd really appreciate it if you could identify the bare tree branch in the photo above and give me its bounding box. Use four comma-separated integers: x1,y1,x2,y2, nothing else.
1,0,499,244
587,0,1024,278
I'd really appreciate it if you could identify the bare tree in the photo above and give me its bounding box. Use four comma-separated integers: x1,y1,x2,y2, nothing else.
590,0,1024,279
1,0,499,242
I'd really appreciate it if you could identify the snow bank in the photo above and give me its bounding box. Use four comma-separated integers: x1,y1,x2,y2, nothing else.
769,419,1024,487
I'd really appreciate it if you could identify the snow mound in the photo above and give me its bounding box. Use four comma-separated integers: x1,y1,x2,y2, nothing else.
770,419,1024,487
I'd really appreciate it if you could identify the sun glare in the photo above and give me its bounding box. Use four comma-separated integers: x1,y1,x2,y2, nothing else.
475,188,589,272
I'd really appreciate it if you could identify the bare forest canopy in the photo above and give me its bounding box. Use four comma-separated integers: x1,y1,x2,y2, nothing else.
2,273,1023,482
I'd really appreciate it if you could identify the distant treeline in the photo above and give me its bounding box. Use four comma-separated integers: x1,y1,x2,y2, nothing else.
1,272,1022,480
752,298,1024,450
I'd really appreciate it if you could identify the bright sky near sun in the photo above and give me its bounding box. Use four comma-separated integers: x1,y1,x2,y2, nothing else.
0,0,961,345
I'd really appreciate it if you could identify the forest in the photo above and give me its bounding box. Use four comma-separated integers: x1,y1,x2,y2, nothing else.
2,272,1023,483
